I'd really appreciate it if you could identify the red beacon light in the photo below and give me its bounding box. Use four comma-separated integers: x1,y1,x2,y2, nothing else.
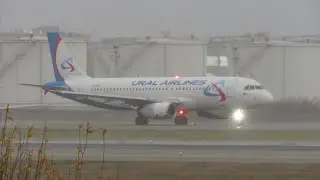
178,109,185,116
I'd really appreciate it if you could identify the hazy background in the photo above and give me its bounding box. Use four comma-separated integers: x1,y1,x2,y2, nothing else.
0,0,319,39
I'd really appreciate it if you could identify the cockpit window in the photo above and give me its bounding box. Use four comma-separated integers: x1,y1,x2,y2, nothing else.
255,85,263,89
244,85,264,90
244,85,253,90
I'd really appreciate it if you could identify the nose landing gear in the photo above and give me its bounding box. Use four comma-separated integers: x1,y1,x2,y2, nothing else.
231,109,245,129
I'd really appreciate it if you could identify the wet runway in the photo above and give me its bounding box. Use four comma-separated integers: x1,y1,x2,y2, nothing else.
7,119,320,131
3,104,320,163
9,140,320,163
6,107,320,130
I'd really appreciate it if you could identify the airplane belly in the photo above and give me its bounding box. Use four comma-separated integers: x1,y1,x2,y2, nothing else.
196,96,228,110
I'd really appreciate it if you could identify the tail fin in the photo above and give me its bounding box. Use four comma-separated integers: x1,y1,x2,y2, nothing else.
47,32,90,81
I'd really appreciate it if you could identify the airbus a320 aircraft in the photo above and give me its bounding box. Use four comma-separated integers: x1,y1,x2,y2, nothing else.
21,32,274,126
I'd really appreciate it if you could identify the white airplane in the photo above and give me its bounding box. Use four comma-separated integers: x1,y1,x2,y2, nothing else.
21,32,274,126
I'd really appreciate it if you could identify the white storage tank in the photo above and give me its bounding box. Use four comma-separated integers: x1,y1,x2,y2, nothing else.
0,32,88,105
88,37,207,78
207,34,320,100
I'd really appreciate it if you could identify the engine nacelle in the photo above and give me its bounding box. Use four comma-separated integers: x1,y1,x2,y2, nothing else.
138,102,176,119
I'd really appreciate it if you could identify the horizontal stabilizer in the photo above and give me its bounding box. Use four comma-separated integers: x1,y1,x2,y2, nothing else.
19,83,68,94
20,83,48,88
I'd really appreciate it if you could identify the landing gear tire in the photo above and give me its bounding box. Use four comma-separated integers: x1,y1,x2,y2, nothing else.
174,116,188,125
135,116,149,125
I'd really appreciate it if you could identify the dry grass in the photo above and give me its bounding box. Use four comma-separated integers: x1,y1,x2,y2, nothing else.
0,104,108,180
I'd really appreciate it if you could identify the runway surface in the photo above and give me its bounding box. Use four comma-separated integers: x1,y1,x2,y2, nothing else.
2,105,320,163
6,140,320,163
6,117,320,131
2,103,320,131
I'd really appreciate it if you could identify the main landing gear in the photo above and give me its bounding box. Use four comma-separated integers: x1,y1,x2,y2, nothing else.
135,115,149,125
134,115,188,126
174,116,188,125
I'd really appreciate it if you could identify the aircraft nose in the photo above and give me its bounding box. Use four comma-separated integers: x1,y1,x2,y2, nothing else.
263,90,274,101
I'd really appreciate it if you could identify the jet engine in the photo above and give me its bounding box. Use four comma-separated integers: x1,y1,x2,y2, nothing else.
138,102,176,119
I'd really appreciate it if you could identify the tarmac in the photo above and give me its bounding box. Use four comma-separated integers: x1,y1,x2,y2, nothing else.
7,140,320,163
2,102,320,163
5,107,320,130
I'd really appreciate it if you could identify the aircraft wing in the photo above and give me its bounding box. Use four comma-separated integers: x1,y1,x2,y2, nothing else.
47,90,162,108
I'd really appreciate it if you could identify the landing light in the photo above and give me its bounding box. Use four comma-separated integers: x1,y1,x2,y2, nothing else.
232,109,245,122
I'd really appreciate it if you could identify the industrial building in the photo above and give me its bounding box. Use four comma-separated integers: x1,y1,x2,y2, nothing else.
0,26,319,104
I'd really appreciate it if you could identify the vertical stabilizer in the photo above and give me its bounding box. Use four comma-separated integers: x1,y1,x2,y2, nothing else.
47,32,90,81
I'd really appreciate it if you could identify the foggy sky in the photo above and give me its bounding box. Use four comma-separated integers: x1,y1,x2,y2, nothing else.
0,0,319,39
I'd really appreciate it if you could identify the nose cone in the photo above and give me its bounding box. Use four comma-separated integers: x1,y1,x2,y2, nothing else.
263,90,274,102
